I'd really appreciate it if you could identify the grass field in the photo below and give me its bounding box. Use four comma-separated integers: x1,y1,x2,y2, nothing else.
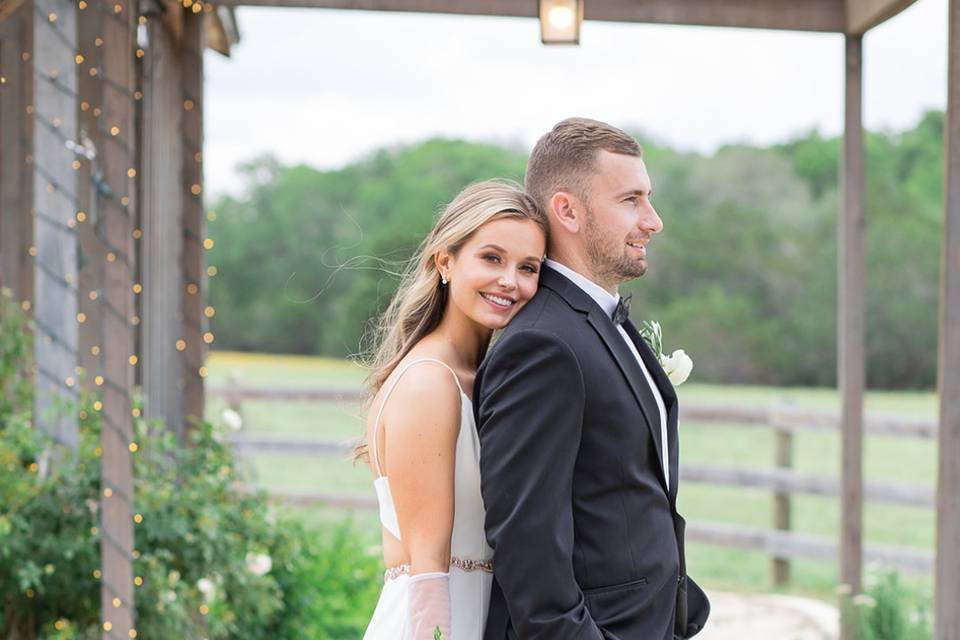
205,350,939,603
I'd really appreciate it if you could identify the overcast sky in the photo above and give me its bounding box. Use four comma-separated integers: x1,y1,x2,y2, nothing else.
203,0,947,197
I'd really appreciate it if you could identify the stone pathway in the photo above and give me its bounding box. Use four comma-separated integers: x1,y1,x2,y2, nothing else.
697,589,839,640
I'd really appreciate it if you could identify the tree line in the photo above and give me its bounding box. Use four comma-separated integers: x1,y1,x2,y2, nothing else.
206,111,944,389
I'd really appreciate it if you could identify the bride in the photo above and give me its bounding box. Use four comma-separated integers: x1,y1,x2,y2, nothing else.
358,180,547,639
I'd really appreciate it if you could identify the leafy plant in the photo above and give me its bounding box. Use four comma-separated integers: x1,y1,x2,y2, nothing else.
849,569,932,640
0,296,382,639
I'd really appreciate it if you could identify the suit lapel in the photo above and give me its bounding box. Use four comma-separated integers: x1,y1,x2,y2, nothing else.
584,310,666,491
541,267,670,494
623,319,680,503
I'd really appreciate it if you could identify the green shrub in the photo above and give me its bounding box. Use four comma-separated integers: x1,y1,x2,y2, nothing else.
851,569,932,640
0,292,382,639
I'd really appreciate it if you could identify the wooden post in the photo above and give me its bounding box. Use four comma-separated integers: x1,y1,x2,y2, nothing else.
141,10,184,436
32,0,80,448
839,34,866,640
772,399,794,587
181,9,207,432
76,0,101,393
1,4,33,303
936,1,960,637
93,1,139,636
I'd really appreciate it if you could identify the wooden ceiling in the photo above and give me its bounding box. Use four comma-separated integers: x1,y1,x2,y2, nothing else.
216,0,919,35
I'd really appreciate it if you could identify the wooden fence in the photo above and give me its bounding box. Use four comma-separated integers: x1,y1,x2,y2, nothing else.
211,383,937,583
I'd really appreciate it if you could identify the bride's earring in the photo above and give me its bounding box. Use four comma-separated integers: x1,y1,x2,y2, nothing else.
441,274,448,285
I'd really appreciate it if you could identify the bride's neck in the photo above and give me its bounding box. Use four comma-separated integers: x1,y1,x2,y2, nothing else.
432,309,490,371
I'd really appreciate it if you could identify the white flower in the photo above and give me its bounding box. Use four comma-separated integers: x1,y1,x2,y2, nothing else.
221,408,243,431
852,594,877,608
197,578,215,600
163,589,177,603
659,349,693,386
246,553,272,576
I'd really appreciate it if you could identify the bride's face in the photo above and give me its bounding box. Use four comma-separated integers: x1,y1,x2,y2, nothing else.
440,217,546,331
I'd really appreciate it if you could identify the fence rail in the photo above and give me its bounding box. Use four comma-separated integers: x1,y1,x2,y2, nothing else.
215,385,938,584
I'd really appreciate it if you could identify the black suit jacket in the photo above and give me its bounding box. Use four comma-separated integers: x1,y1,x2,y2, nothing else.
475,265,704,640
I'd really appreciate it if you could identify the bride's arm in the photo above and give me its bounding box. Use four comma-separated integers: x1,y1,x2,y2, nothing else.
380,365,461,637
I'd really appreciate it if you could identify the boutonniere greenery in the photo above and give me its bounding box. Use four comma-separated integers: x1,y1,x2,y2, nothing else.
639,320,693,386
434,628,444,640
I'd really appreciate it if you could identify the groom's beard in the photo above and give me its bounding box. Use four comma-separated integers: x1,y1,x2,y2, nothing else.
584,207,648,285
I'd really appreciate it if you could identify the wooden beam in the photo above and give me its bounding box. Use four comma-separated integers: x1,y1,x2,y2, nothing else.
181,9,207,432
141,13,185,435
206,5,239,56
219,0,849,33
684,521,933,575
839,33,866,640
0,0,27,22
845,0,918,35
0,3,32,303
32,0,79,448
936,1,960,636
93,1,139,636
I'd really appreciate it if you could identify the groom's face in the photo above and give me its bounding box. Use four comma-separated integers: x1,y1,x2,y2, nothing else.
581,151,662,285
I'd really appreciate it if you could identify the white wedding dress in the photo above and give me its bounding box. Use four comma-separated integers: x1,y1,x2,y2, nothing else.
363,358,494,639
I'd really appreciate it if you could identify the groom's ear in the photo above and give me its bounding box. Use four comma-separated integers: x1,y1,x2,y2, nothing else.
549,191,581,234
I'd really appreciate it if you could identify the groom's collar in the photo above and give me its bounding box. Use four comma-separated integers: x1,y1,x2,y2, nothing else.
543,259,621,318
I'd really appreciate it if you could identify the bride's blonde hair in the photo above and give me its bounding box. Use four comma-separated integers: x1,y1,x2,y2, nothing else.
354,179,545,461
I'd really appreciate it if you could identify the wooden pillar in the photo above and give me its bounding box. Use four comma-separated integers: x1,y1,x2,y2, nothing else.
839,33,866,640
936,2,960,637
92,1,139,636
181,10,207,431
76,1,102,390
32,0,80,448
141,11,184,436
1,4,34,304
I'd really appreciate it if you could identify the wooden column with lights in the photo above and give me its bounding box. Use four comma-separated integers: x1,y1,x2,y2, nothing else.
1,3,34,304
181,8,208,431
94,0,139,639
839,33,866,640
141,3,185,436
936,1,960,637
32,0,80,447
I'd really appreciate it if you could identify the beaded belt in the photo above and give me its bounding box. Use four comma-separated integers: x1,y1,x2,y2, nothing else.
384,557,494,581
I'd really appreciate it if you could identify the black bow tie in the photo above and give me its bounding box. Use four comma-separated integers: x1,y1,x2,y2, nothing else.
611,294,632,325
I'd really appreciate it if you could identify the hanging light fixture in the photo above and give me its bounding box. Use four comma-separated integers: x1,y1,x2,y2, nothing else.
539,0,583,45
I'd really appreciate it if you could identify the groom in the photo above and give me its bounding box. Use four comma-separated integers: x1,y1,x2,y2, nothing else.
475,118,709,639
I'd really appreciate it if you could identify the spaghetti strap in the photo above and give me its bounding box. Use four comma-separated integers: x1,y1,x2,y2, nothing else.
371,358,465,478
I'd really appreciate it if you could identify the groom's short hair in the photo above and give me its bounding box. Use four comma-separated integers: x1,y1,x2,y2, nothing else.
525,118,642,210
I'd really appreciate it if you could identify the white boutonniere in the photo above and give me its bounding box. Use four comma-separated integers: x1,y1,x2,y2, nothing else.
639,320,693,386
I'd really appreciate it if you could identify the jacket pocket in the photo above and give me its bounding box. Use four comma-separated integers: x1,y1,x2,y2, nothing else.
582,576,649,596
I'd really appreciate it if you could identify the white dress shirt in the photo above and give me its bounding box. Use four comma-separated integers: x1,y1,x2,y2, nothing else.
545,259,670,491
